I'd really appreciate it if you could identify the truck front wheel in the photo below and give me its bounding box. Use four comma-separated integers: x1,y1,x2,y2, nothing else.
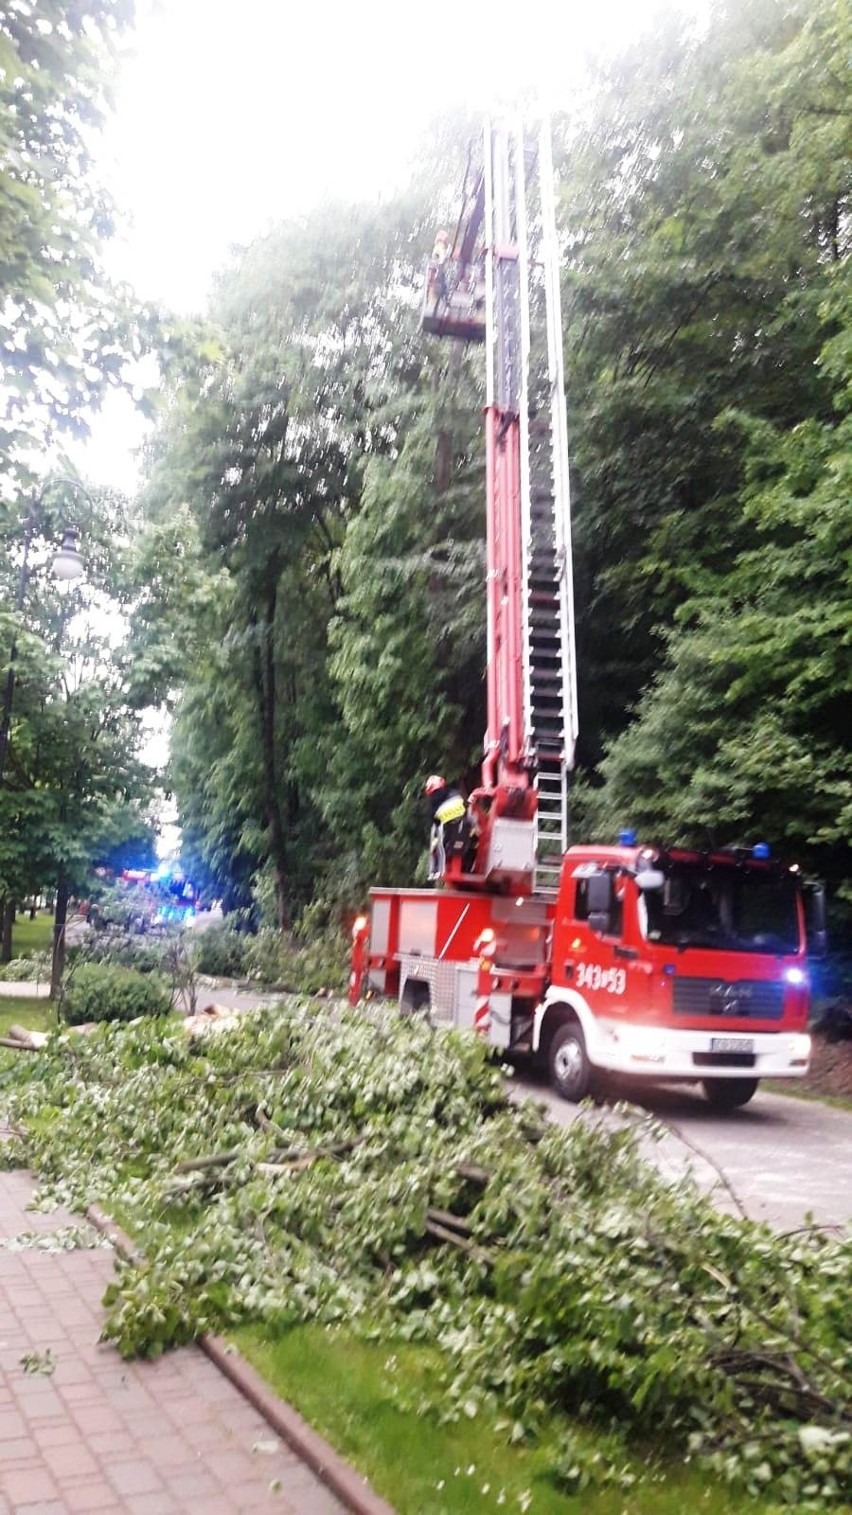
702,1077,759,1110
548,1022,592,1102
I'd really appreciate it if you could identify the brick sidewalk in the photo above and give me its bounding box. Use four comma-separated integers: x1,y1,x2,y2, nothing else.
0,1170,347,1515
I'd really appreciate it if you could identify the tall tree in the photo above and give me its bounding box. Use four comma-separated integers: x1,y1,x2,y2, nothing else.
0,0,141,493
323,357,484,892
560,0,849,763
588,266,851,894
0,481,156,983
136,166,484,922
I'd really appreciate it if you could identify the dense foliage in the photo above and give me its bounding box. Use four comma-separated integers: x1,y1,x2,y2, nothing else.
60,962,171,1023
133,185,485,922
0,2,171,977
134,0,850,939
1,1006,849,1505
0,476,159,981
574,0,851,886
0,0,138,490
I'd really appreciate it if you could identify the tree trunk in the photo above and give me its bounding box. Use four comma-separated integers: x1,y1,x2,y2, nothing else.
50,873,69,1000
250,591,290,930
1,900,14,962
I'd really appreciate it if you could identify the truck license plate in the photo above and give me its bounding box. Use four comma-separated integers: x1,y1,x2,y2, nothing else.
710,1036,754,1053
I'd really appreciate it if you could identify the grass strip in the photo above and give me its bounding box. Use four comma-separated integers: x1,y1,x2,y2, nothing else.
0,998,52,1038
234,1321,768,1515
764,1080,852,1113
10,914,53,956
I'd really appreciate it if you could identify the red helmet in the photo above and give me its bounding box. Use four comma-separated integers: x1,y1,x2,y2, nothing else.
424,774,446,795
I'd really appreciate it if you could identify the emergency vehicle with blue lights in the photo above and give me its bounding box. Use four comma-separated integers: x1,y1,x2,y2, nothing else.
349,119,819,1108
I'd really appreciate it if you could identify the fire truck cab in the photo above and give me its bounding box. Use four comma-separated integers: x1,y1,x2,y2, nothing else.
541,840,812,1107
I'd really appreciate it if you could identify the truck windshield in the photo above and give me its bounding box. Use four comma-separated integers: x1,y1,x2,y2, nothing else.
641,863,801,954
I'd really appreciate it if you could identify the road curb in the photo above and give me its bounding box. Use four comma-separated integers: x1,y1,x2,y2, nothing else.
86,1204,396,1515
200,1334,396,1515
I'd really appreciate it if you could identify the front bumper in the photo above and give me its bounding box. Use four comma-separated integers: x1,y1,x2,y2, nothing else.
589,1021,811,1080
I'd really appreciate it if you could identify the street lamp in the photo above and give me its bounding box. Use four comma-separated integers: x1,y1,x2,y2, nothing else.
52,526,86,582
0,485,86,786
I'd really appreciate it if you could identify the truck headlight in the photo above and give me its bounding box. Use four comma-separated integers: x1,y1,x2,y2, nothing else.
621,1027,667,1064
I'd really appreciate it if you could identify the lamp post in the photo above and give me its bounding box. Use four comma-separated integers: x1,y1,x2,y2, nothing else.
0,482,86,979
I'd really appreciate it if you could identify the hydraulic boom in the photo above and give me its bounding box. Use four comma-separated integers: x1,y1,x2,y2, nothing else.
423,120,578,892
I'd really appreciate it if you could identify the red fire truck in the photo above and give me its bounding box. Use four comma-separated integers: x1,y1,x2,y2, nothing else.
350,119,816,1109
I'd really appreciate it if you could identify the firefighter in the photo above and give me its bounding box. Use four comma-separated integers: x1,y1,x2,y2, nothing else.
432,228,450,264
425,775,467,879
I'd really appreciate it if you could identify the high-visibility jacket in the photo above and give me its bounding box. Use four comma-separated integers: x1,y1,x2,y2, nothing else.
435,793,466,826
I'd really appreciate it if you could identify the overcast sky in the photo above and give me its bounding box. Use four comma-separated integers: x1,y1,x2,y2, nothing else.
75,0,708,490
102,0,700,312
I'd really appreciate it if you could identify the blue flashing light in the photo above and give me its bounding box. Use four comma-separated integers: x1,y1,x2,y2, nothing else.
618,828,637,847
663,963,677,976
753,842,771,861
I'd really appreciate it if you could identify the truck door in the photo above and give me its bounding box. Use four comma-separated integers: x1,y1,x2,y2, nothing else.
560,868,649,1020
575,870,624,1010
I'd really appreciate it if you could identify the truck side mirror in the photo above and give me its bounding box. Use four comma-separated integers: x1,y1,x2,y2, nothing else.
587,872,613,914
805,884,828,959
586,872,613,935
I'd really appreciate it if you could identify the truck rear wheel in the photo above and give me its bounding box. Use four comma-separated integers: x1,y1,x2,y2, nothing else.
702,1077,759,1110
548,1022,592,1102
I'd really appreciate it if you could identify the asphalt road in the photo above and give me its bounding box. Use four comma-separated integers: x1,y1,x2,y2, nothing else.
511,1068,852,1233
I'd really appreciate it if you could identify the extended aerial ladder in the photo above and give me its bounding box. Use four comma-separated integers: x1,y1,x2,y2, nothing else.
423,119,578,893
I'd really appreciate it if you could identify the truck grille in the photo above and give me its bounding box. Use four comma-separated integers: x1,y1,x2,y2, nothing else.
673,977,784,1020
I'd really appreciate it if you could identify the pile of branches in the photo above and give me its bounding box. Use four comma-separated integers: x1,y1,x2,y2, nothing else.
0,1003,849,1505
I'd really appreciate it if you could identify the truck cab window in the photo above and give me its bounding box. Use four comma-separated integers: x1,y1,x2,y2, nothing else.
641,864,800,953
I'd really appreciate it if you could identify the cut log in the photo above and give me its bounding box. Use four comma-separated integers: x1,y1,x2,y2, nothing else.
8,1024,48,1049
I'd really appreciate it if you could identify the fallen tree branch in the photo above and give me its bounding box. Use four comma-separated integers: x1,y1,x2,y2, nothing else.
424,1217,492,1267
426,1207,472,1237
268,1138,360,1164
174,1149,241,1174
456,1161,490,1186
255,1106,288,1140
660,1116,749,1220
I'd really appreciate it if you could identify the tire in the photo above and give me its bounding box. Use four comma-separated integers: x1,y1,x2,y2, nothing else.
702,1077,759,1110
548,1021,592,1102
